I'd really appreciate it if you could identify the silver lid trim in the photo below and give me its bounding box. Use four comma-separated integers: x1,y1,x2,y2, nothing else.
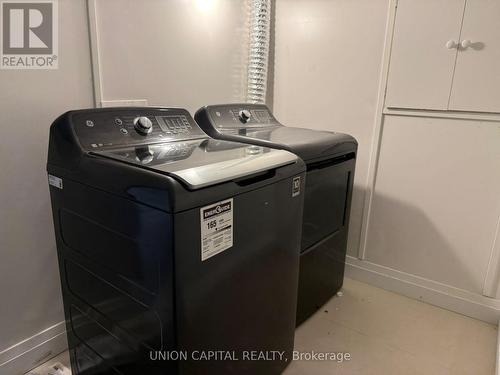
170,149,298,189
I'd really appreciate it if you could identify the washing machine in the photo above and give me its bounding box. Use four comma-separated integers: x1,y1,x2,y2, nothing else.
195,104,357,325
47,107,306,374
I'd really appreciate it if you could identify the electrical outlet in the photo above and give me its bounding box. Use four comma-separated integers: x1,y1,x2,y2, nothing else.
100,99,148,108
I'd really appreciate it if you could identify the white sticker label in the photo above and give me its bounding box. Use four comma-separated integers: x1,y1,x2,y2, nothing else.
200,198,233,261
48,174,63,189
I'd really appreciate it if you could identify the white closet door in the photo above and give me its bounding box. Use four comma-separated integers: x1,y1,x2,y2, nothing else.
449,0,500,112
386,0,466,110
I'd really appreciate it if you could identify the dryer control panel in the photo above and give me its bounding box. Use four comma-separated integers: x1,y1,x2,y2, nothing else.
72,108,207,150
203,104,280,128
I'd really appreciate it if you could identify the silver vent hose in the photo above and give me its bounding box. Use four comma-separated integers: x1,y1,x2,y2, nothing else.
246,0,271,104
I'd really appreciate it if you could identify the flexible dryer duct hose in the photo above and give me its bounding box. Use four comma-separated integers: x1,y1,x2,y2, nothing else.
247,0,271,104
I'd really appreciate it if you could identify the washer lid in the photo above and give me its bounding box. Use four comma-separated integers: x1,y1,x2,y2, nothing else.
92,138,298,190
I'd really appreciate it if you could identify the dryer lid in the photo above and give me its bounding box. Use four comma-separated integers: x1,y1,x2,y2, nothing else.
215,126,357,162
195,104,358,162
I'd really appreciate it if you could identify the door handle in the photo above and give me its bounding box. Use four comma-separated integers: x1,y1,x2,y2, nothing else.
461,39,472,49
446,40,458,49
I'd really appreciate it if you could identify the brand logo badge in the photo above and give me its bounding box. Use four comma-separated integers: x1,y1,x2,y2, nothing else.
292,176,301,197
1,0,58,69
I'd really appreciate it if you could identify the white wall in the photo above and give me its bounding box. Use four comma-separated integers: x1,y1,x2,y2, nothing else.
353,0,500,323
0,1,93,372
273,0,391,255
272,0,500,323
95,0,250,112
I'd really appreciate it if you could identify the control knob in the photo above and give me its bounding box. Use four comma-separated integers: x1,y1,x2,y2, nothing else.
134,116,153,135
238,109,251,123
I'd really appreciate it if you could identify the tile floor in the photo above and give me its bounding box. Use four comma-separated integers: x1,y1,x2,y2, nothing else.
26,278,497,375
284,278,497,375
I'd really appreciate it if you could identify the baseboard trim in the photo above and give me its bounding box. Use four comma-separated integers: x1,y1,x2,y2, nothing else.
496,318,500,375
0,322,67,375
345,256,500,324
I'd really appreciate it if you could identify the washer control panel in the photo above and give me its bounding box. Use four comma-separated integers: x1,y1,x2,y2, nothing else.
206,104,279,128
72,108,206,150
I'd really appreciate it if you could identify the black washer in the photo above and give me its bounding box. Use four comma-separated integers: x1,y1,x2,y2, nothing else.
47,107,306,374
